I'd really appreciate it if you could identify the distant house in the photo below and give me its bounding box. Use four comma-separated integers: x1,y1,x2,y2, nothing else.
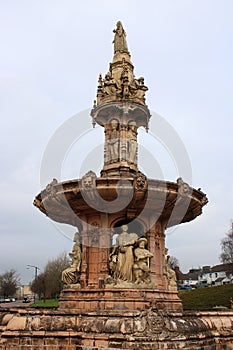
23,285,33,298
176,263,233,287
175,267,200,287
198,264,233,287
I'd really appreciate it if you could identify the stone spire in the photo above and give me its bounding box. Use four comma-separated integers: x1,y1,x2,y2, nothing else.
91,22,151,177
93,21,148,108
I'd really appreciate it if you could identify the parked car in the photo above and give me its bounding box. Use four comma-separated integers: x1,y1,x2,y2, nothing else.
0,298,5,303
22,297,31,303
4,298,11,302
178,285,192,290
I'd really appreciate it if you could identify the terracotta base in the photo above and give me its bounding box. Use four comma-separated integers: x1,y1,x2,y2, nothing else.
1,308,233,349
59,287,183,312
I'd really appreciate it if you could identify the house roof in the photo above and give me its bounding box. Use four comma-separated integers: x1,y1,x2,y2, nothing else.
211,263,233,273
176,263,233,282
175,267,200,281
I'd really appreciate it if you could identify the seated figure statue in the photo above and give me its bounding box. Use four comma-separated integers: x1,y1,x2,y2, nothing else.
62,233,82,285
133,237,153,284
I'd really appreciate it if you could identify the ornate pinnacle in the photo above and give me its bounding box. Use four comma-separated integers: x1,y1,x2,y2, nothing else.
93,22,148,108
113,21,129,55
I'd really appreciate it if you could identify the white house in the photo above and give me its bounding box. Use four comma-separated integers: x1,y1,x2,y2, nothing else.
198,264,233,287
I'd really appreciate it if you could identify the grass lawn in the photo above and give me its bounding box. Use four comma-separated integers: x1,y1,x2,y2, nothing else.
29,285,233,310
30,299,59,308
179,284,233,310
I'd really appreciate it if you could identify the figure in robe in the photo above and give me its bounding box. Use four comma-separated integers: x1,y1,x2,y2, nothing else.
108,119,119,163
111,225,138,282
128,122,137,164
113,21,129,54
62,233,82,285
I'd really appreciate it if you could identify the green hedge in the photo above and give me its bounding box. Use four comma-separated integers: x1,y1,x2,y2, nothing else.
179,284,233,310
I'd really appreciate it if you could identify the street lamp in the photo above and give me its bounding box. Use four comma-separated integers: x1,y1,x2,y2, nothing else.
27,264,40,302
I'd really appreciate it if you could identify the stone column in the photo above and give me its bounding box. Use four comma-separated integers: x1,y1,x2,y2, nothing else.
147,221,166,289
80,229,89,288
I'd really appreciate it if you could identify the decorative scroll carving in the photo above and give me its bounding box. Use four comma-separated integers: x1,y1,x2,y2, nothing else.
62,233,82,285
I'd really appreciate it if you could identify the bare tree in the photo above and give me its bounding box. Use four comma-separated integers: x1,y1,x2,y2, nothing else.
220,223,233,264
0,269,20,298
169,256,180,270
31,273,46,300
31,252,70,299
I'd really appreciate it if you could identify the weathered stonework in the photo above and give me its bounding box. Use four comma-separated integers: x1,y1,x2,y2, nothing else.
0,21,228,350
1,308,233,349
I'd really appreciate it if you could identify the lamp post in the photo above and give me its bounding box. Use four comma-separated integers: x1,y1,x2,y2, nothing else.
27,264,40,302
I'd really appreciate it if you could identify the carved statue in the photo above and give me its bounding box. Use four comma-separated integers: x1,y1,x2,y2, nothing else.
134,172,147,191
108,227,154,286
113,21,129,54
111,225,138,282
133,238,153,284
81,170,98,205
165,248,177,291
127,122,137,164
103,73,120,96
45,178,58,197
108,119,119,163
130,77,148,100
62,233,82,285
177,177,191,197
109,253,118,280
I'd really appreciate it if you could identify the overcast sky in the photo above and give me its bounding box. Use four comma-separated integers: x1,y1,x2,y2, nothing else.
1,1,233,284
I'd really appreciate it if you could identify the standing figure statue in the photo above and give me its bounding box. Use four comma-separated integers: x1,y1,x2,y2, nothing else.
133,238,154,284
108,119,119,163
127,122,137,164
62,233,82,285
111,225,138,282
165,248,177,291
113,21,129,54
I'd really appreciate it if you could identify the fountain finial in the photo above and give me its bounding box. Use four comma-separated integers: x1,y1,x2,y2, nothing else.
113,21,129,54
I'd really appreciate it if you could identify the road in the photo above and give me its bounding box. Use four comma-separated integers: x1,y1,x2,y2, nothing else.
0,300,32,308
